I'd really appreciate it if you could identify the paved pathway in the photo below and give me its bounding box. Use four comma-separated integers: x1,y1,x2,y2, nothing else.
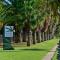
42,45,57,60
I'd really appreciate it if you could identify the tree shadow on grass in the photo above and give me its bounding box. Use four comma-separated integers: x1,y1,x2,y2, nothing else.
0,48,50,52
20,48,56,52
1,48,55,52
20,48,49,52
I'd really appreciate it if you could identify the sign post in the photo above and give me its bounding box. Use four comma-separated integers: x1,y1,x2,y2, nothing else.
3,26,14,50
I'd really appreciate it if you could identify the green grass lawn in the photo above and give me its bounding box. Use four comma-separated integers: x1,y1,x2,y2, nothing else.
0,38,58,60
52,51,57,60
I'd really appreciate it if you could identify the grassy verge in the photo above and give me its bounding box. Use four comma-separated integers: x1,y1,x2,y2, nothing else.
52,52,57,60
0,38,58,60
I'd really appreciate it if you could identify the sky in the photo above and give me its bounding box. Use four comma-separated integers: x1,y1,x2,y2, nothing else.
5,0,11,5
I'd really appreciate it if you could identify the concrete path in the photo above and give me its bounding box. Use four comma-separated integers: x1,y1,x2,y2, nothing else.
42,45,57,60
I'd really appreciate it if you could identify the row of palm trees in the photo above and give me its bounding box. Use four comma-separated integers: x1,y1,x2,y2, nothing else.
0,0,60,46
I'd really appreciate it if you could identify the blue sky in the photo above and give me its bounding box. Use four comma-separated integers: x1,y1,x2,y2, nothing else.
5,0,11,5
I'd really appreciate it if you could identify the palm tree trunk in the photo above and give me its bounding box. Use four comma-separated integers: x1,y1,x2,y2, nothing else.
22,31,27,42
47,30,49,40
36,31,41,43
19,30,22,42
32,30,37,44
44,32,47,41
14,25,20,43
41,32,44,42
27,30,32,46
